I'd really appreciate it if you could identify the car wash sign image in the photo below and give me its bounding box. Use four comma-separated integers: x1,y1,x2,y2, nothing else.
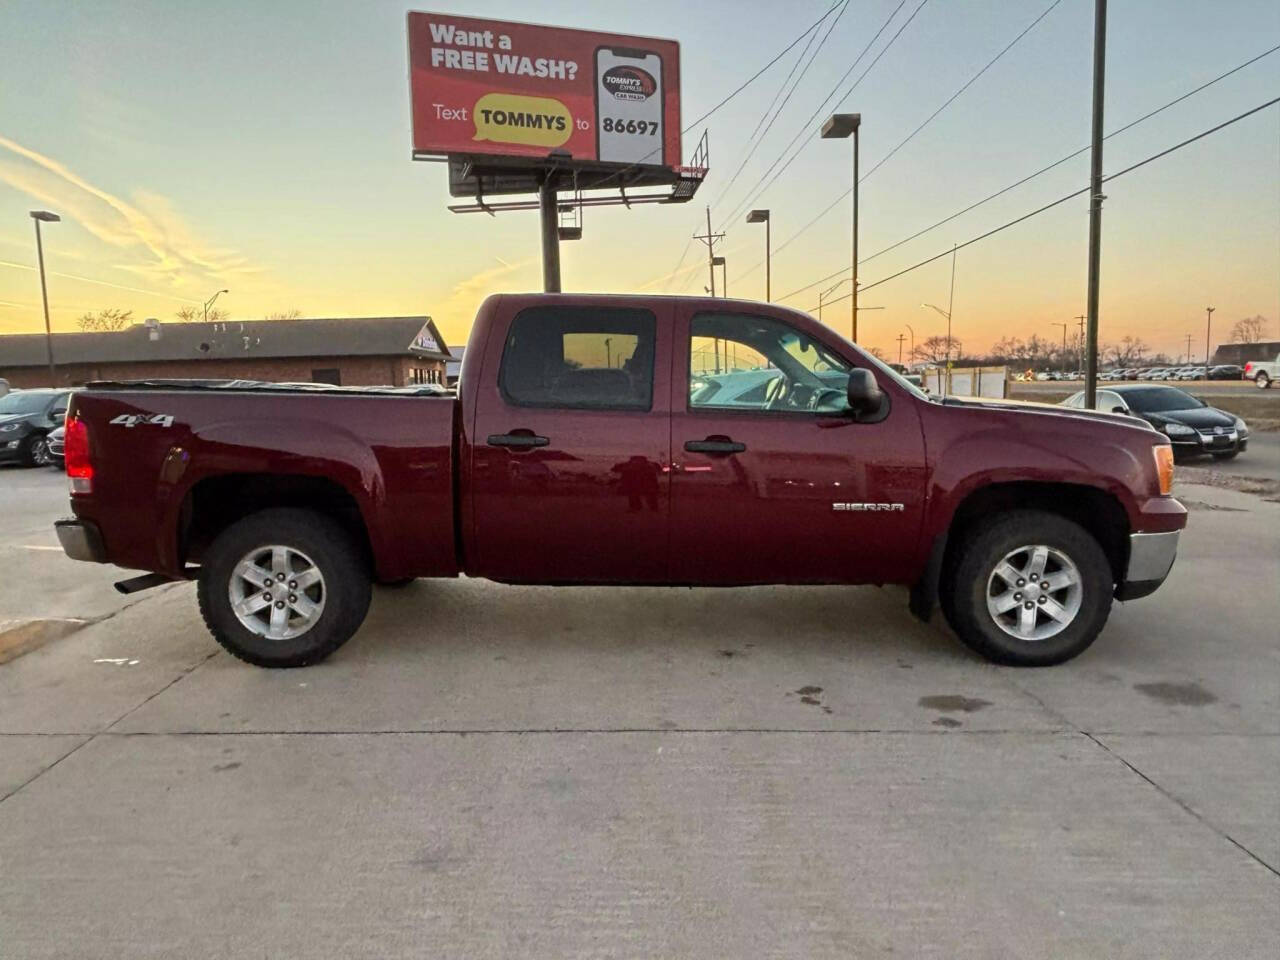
408,12,681,169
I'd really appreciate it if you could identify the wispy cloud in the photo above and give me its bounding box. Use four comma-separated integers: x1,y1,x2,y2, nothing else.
0,134,256,289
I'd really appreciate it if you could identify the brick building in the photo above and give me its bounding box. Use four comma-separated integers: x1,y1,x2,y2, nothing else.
0,316,450,389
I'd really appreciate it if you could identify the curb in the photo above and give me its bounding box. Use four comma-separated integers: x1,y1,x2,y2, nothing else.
0,618,89,665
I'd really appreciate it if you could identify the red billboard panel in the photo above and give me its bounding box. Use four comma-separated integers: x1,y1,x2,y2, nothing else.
408,12,681,171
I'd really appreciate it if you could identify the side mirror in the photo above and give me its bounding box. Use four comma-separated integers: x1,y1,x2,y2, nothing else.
846,368,883,419
1110,406,1127,415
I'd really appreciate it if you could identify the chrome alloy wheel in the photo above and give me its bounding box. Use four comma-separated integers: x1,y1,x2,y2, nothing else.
228,545,326,640
31,436,51,466
985,544,1083,642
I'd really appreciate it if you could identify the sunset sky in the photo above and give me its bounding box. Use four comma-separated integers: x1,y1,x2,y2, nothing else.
1,0,1277,362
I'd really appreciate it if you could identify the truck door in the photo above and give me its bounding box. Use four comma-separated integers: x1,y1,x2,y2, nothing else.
668,307,927,585
469,302,673,583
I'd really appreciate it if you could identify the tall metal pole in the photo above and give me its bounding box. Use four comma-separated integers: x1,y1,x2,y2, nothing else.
1084,0,1107,408
1075,314,1086,371
1204,306,1214,372
33,219,56,383
946,244,956,371
765,217,771,302
896,333,906,365
904,323,914,363
539,176,561,293
851,126,860,343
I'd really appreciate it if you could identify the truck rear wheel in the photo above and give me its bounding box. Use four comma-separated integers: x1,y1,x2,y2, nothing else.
942,510,1113,666
197,508,371,668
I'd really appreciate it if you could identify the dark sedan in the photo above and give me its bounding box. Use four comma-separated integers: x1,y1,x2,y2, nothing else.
1061,384,1248,460
0,389,71,467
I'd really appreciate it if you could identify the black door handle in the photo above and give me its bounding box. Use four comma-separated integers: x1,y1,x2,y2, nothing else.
488,433,549,448
684,438,746,454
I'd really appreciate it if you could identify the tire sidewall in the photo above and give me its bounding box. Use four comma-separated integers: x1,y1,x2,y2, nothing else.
198,509,370,667
948,511,1113,666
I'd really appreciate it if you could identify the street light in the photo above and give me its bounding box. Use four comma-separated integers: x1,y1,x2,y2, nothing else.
203,288,229,322
29,211,60,384
745,209,770,301
1204,306,1214,376
821,112,860,343
1049,321,1068,374
903,323,915,366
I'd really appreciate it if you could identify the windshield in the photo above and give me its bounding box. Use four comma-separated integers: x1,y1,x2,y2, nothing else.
1121,386,1205,413
0,392,52,415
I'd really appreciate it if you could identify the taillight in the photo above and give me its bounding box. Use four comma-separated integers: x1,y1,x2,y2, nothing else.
1153,444,1174,496
65,416,93,494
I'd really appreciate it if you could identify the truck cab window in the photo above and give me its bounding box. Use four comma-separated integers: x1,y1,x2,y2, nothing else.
500,307,656,410
689,312,851,414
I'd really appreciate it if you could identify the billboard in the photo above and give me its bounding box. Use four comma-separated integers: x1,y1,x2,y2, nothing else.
408,12,681,172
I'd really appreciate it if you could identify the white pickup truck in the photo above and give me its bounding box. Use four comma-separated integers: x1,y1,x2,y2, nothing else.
1243,353,1279,388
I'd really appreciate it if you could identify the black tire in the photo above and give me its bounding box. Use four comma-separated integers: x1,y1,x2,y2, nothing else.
1212,450,1239,461
942,510,1113,667
197,508,371,668
1256,372,1271,389
18,434,48,468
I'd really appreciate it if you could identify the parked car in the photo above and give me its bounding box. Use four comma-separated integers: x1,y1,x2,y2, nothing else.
56,293,1185,669
45,424,66,466
1061,383,1247,460
1208,364,1243,381
1242,352,1278,388
0,388,71,467
0,378,10,397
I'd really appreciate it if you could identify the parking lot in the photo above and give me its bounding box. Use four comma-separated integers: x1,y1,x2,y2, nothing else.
1,447,1278,958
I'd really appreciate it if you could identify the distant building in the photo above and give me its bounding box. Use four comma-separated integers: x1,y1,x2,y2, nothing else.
0,316,450,389
1211,340,1280,366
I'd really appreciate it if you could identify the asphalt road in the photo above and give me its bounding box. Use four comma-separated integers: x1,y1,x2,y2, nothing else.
1,466,1277,958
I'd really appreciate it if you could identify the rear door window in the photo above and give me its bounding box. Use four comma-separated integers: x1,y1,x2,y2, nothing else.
500,306,656,410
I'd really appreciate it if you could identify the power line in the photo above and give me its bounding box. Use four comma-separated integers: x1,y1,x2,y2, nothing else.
719,0,918,228
711,0,852,209
0,259,202,304
595,0,847,190
774,41,1280,304
735,0,1065,283
805,94,1280,311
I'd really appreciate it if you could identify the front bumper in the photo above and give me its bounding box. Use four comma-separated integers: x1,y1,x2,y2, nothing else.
1116,529,1180,601
55,518,107,563
1167,429,1247,454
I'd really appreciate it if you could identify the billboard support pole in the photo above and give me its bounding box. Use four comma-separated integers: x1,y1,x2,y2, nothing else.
539,176,561,293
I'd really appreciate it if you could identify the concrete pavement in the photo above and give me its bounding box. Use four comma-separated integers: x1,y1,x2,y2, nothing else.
0,474,1277,957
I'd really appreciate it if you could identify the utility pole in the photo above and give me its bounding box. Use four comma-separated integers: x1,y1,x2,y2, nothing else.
1204,306,1215,372
1184,333,1193,364
1075,314,1086,371
896,333,906,365
1084,0,1107,408
693,207,724,297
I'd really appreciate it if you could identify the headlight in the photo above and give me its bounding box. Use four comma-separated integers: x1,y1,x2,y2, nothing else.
0,423,20,433
1163,422,1195,437
1233,416,1248,435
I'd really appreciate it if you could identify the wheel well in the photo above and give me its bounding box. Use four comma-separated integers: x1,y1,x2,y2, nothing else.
942,482,1129,585
180,473,372,569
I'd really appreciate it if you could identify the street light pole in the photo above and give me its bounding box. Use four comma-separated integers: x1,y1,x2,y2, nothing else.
30,210,61,385
746,210,771,301
903,323,915,364
203,288,229,322
821,112,861,342
1084,0,1108,409
1050,321,1068,374
1204,306,1214,374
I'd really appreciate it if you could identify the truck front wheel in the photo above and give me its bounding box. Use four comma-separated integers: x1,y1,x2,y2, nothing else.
197,508,371,668
1255,372,1271,389
943,510,1113,666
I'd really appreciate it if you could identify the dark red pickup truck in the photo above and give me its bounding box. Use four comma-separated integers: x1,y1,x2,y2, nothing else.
56,294,1185,668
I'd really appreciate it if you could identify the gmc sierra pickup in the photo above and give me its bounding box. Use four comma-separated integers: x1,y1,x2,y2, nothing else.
55,294,1186,668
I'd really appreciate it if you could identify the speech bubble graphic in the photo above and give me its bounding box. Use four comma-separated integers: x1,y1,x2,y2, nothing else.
473,93,572,148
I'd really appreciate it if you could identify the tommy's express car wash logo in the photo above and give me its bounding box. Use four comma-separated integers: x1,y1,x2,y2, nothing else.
601,66,656,101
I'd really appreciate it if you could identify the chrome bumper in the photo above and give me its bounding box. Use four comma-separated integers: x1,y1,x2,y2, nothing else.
55,518,106,563
1117,530,1179,600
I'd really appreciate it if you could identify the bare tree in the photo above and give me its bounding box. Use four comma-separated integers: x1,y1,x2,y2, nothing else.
264,309,303,321
1104,335,1149,367
1229,315,1269,343
174,307,228,323
76,308,133,332
912,335,961,364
